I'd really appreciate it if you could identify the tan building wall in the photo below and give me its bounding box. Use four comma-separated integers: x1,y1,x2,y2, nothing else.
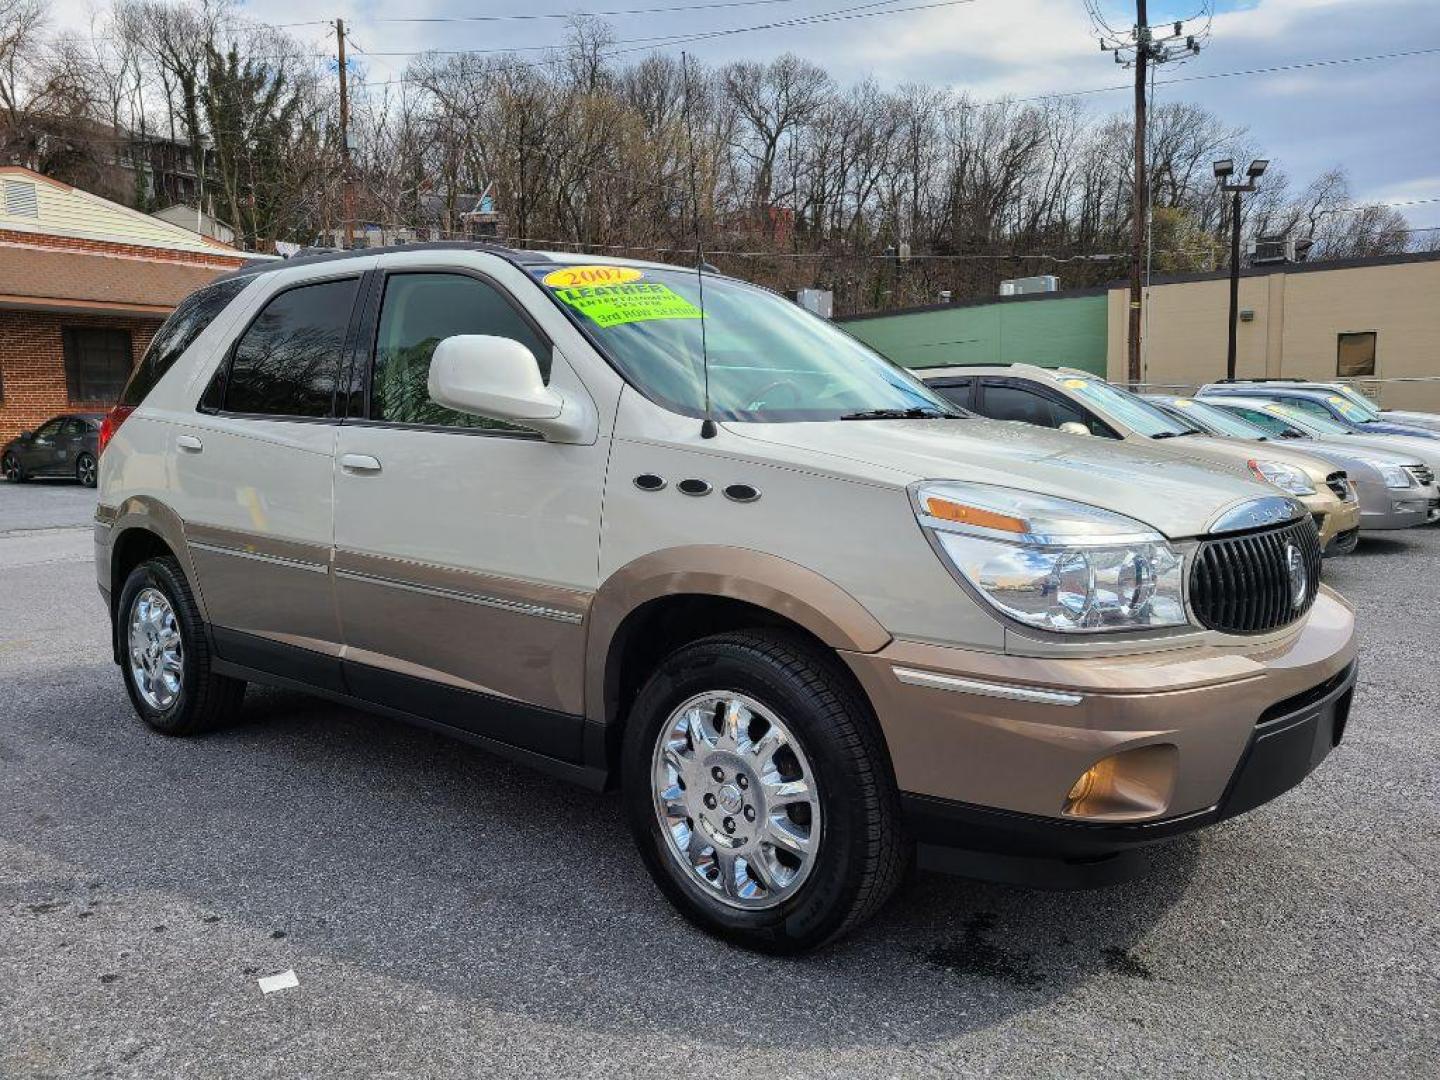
1107,254,1440,411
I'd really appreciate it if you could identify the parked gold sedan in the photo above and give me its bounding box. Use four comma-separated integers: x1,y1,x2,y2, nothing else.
920,364,1362,554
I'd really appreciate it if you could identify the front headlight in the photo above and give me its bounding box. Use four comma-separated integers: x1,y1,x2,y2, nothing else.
913,482,1188,634
1376,463,1414,489
1248,459,1316,496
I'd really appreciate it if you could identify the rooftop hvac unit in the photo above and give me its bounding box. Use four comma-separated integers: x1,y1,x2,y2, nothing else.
1248,237,1296,265
999,275,1059,296
795,288,834,319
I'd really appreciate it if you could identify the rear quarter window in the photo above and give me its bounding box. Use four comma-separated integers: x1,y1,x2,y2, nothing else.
120,277,249,407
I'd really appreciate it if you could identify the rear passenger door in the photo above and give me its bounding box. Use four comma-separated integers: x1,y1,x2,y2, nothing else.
174,272,365,689
330,264,606,762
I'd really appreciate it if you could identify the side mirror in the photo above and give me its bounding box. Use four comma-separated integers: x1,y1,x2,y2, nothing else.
427,335,584,442
1058,421,1091,436
17,430,32,441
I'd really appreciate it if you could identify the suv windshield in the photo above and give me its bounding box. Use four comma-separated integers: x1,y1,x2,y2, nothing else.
1167,397,1270,439
1062,376,1194,437
530,264,958,422
1243,401,1349,436
1324,384,1383,420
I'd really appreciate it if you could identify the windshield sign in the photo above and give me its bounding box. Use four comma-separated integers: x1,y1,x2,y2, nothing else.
532,264,959,422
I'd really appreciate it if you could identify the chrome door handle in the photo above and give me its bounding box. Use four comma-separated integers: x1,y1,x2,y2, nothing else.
177,435,203,453
339,453,382,474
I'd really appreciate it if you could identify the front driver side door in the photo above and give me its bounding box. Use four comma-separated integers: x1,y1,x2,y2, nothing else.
21,418,65,475
331,266,607,764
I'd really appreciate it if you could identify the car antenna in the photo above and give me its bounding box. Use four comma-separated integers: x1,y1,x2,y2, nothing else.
681,51,717,439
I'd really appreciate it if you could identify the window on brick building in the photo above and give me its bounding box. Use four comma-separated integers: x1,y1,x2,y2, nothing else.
62,328,134,404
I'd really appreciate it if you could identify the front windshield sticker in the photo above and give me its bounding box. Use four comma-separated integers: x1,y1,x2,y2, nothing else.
541,265,645,288
1174,398,1194,407
1063,378,1088,389
551,281,703,328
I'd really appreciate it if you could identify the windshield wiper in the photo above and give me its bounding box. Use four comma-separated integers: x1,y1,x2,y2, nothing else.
840,407,956,421
1152,430,1200,439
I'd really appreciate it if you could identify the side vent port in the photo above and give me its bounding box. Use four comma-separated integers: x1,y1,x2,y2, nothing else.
723,483,760,503
634,474,666,492
677,478,712,497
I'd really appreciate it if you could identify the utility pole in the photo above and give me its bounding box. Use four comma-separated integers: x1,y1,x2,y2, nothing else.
1092,3,1206,386
336,18,354,250
1128,0,1147,388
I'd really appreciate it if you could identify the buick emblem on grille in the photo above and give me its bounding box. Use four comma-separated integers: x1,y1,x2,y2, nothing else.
1285,542,1308,608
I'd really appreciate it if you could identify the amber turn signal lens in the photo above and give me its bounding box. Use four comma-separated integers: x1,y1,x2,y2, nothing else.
922,496,1028,534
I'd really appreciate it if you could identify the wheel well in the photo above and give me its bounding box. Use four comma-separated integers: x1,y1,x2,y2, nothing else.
108,528,177,660
603,594,863,743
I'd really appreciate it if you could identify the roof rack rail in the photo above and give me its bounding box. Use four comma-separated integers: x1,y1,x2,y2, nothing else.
217,239,524,283
1212,377,1305,384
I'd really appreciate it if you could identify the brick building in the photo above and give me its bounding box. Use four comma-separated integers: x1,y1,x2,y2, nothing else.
0,166,252,442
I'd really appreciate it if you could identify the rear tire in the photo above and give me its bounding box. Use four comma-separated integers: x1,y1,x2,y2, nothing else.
622,630,908,954
117,556,245,735
76,452,97,488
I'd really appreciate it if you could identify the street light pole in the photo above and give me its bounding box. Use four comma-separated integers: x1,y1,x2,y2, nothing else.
1213,158,1268,381
1226,186,1241,380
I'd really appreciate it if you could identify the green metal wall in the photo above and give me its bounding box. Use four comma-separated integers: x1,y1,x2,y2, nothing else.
837,293,1109,375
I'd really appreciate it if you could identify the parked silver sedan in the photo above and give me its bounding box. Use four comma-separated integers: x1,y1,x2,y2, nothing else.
1181,396,1440,531
1198,379,1440,434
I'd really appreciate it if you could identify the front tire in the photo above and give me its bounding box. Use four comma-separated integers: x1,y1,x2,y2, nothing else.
117,556,245,735
2,452,23,482
76,452,97,488
622,630,907,954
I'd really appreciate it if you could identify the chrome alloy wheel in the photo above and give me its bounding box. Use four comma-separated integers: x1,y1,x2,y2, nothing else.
651,691,822,910
77,454,96,487
128,587,183,710
1,454,18,482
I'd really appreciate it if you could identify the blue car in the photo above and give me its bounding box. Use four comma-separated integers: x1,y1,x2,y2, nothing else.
1198,384,1440,440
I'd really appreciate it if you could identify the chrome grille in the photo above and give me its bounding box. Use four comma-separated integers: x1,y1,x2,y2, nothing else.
1190,519,1322,635
1324,471,1351,500
1404,464,1435,487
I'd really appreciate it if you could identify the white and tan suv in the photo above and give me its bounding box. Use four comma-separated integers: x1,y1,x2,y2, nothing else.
95,246,1357,953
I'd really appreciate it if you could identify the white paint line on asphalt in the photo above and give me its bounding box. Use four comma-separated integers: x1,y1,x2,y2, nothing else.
257,969,300,995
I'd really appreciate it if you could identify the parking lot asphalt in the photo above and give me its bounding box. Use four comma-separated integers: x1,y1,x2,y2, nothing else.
1,488,1436,1078
0,479,97,533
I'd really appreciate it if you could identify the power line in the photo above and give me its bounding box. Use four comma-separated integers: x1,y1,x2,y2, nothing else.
369,0,852,24
358,0,953,58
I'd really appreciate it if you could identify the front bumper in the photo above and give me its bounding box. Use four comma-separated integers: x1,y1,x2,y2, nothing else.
1306,492,1360,547
898,659,1356,885
840,589,1357,884
1355,479,1440,530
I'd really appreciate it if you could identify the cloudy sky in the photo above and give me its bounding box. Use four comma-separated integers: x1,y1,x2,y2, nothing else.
49,0,1440,229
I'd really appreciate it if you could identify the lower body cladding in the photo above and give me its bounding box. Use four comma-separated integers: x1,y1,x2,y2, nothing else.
840,589,1357,887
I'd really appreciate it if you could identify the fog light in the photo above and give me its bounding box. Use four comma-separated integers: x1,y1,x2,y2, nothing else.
1062,744,1178,821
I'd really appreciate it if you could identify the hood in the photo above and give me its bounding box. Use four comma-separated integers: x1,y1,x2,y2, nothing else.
1330,433,1440,473
1380,410,1440,433
1167,434,1340,482
1356,419,1440,440
724,417,1278,540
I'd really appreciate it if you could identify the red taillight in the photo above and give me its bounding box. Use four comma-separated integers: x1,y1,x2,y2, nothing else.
98,405,135,456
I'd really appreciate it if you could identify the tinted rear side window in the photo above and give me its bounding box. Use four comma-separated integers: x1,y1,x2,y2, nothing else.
221,278,359,418
120,278,247,407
